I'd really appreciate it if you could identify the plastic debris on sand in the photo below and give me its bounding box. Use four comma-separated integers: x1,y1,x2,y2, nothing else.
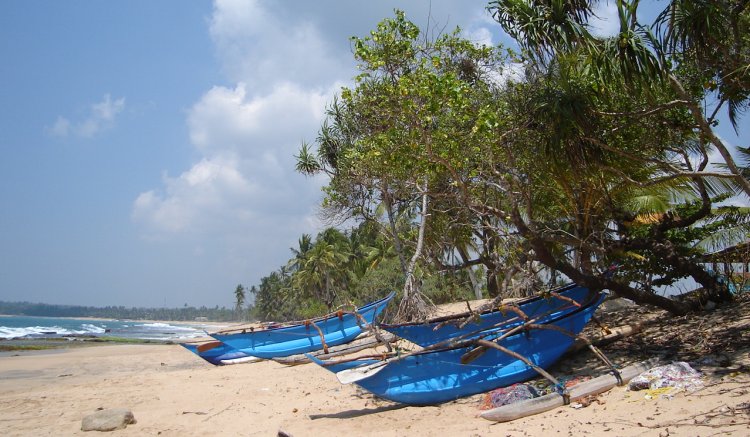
628,361,703,399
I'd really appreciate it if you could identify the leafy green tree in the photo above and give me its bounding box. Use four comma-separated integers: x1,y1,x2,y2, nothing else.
298,10,514,319
472,0,748,313
488,0,750,196
255,269,291,321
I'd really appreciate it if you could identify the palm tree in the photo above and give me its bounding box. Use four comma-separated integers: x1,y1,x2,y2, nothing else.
293,229,352,311
233,284,245,321
288,234,313,273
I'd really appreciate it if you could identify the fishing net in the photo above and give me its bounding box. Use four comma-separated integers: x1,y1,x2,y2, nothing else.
479,374,594,410
480,383,540,410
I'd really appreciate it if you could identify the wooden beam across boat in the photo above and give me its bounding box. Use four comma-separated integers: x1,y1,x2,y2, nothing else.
272,332,396,366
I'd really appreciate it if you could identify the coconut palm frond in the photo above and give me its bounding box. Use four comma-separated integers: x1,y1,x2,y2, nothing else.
623,193,671,215
736,145,750,169
702,175,744,197
696,226,750,254
727,98,749,133
696,205,750,252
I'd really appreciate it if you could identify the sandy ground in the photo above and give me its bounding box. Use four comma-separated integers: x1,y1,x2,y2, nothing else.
2,298,750,436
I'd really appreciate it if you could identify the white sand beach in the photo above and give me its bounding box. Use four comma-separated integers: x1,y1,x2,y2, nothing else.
2,298,750,436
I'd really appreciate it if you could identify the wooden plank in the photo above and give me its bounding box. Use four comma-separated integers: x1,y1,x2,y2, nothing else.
272,332,395,366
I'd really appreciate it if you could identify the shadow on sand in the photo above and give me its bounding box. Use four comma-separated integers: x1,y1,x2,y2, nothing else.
309,403,408,419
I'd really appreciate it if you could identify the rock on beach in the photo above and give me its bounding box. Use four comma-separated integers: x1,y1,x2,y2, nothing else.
81,408,136,432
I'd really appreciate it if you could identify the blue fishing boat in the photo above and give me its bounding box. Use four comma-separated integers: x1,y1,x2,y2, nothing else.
308,292,605,405
179,341,254,365
211,291,395,359
381,283,593,346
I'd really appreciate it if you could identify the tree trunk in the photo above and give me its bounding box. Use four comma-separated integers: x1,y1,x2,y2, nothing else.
395,185,434,322
486,268,500,297
382,184,409,275
512,209,693,315
457,245,483,300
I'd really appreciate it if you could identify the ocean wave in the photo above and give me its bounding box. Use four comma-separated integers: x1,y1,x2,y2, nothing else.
80,324,106,334
0,325,70,339
138,323,198,332
0,318,212,340
0,323,109,339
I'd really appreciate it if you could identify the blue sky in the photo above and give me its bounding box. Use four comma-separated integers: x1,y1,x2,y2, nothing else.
0,1,505,308
0,1,746,308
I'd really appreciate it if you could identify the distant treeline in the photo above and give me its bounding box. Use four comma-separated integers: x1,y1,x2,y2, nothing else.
0,301,242,322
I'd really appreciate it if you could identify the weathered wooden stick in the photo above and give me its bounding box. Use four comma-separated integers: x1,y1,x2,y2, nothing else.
272,333,395,366
480,358,659,422
308,319,329,354
474,339,564,393
568,315,660,353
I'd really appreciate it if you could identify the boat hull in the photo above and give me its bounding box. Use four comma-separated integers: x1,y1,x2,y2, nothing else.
312,292,605,405
212,292,395,359
381,284,592,346
179,342,252,365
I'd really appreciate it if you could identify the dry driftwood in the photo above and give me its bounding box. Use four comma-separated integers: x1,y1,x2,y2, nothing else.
569,314,660,353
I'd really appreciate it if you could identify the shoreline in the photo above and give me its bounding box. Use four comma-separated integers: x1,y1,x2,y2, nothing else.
0,314,234,346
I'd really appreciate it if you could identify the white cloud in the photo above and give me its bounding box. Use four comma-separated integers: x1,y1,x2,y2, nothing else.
50,116,70,137
49,94,125,138
132,0,496,287
133,156,257,234
208,0,347,93
187,82,328,156
464,27,494,48
92,94,125,121
132,80,332,240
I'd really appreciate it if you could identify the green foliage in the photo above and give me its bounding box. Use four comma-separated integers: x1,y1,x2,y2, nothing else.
254,4,750,318
349,256,405,306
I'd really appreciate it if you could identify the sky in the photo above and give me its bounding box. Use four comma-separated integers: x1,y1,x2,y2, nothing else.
0,1,746,309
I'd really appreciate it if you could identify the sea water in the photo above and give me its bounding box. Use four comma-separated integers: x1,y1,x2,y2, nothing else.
0,315,222,341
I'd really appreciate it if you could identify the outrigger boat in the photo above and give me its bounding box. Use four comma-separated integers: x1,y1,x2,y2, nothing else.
381,283,592,346
179,341,260,365
210,291,395,359
308,291,606,405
